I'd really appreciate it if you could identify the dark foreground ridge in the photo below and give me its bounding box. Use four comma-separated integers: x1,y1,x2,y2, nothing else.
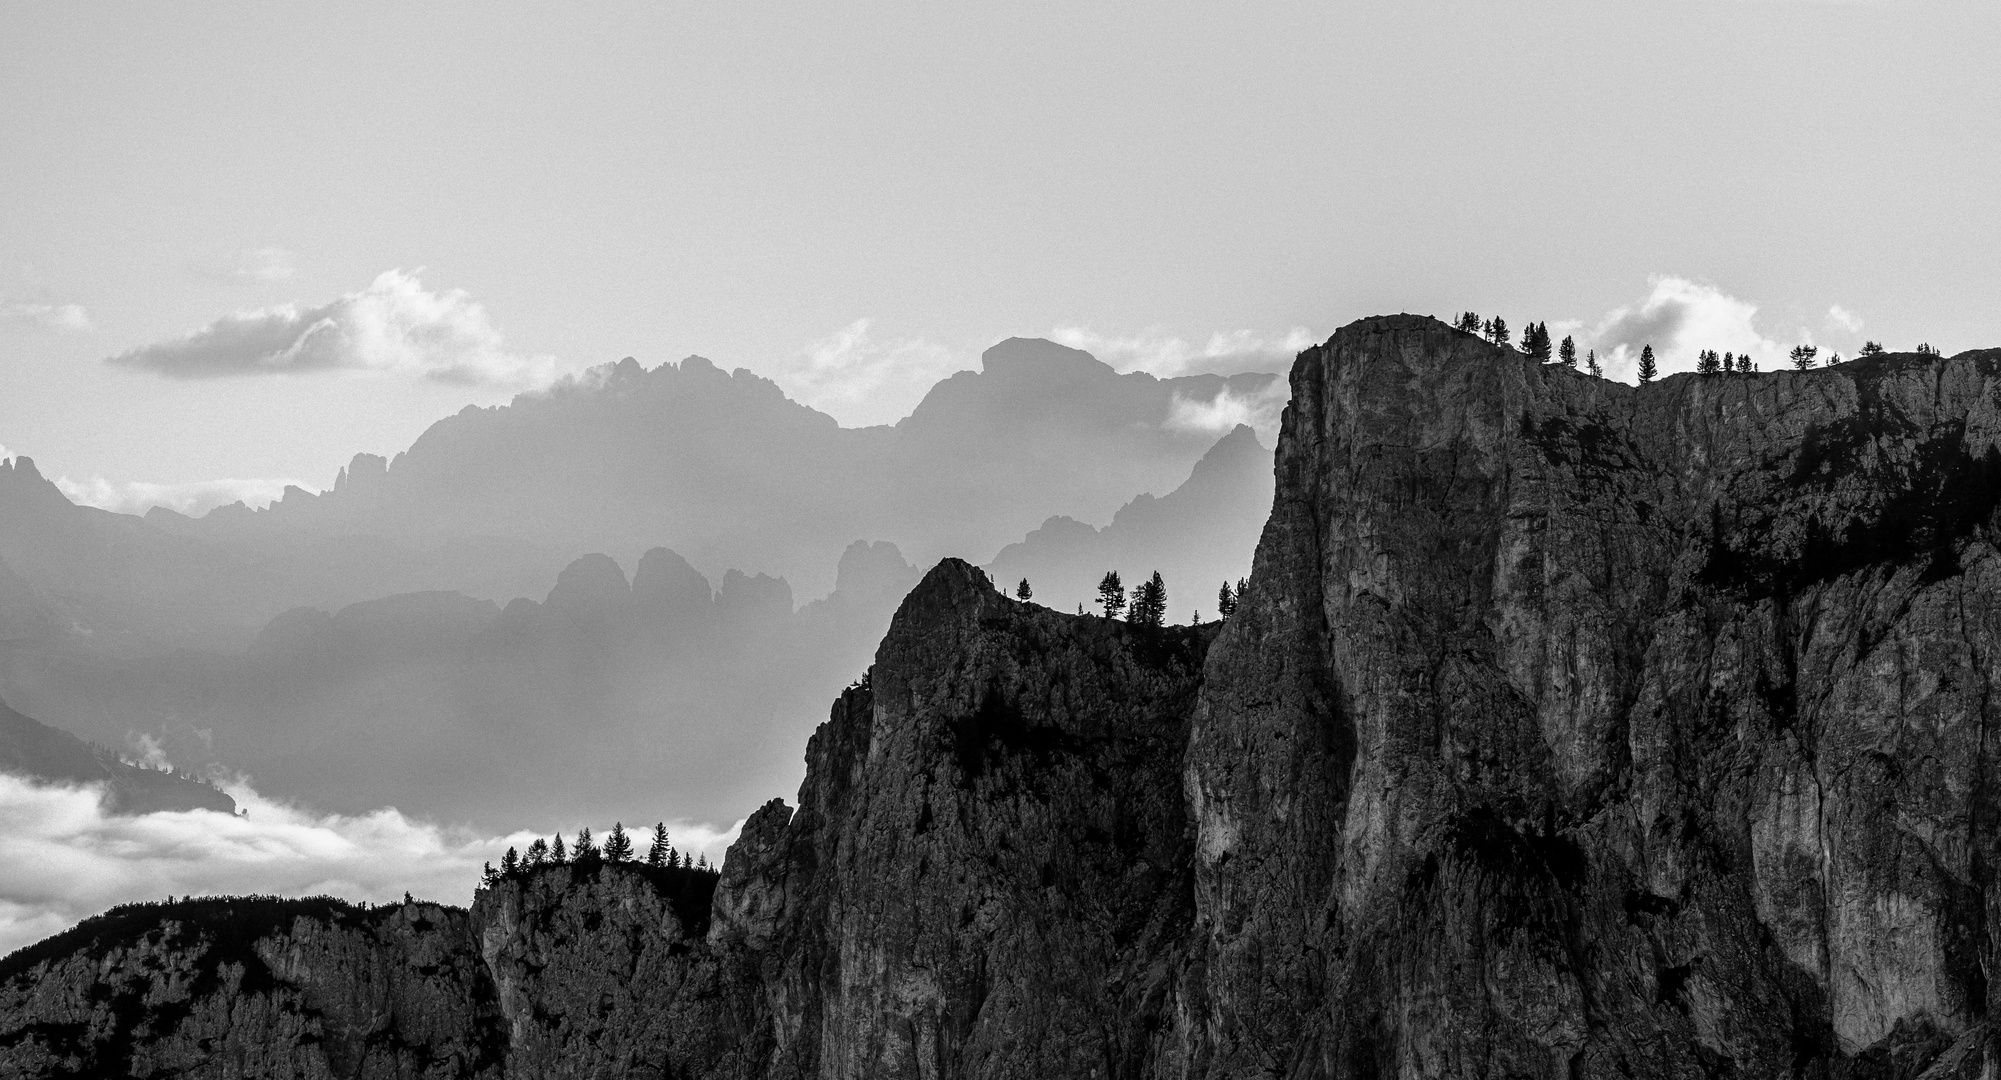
7,314,2001,1077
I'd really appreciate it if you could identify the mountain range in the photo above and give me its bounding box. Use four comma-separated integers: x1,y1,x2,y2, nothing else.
0,339,1277,827
7,315,1999,1077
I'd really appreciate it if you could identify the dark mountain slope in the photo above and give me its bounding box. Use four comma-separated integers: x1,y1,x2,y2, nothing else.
0,696,234,815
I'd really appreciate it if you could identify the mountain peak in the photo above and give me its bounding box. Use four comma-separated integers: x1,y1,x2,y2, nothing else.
978,337,1117,382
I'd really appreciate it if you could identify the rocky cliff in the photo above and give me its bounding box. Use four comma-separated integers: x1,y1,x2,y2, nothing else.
5,314,2000,1078
1184,315,2001,1077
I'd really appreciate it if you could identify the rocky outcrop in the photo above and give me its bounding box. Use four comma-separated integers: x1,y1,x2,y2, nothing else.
472,863,757,1078
9,315,2001,1078
1184,315,2001,1077
0,895,503,1078
710,559,1212,1078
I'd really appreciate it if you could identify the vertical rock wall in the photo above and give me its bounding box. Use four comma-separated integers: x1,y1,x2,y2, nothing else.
1186,314,2001,1077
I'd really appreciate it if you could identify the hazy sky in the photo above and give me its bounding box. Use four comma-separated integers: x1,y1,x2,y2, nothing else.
3,2,1997,509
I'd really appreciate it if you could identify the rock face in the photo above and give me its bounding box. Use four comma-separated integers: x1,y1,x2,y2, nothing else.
1185,315,2001,1077
7,314,2001,1078
712,559,1212,1078
0,896,503,1078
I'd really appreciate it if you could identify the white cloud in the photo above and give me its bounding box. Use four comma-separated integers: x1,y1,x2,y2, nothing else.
53,475,310,517
774,318,966,427
1827,304,1864,335
1585,275,1809,382
1165,378,1290,444
107,269,559,389
1049,325,1315,377
0,299,91,333
0,772,743,956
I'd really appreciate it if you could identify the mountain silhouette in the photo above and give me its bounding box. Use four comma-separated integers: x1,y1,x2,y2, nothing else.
0,338,1283,826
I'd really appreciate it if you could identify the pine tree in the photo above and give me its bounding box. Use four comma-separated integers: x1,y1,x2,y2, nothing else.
1696,349,1720,375
551,833,567,864
1827,351,1843,365
1790,344,1818,369
573,827,602,871
1456,311,1481,334
501,847,519,875
1638,346,1657,385
1558,335,1577,368
604,822,634,863
1217,581,1237,619
1015,578,1032,601
1722,351,1735,372
648,823,670,868
526,838,548,866
1129,572,1167,628
1490,316,1511,347
1097,571,1125,618
1586,349,1602,378
1859,341,1885,356
1523,322,1552,361
1917,342,1939,356
482,861,498,887
1481,317,1496,342
1236,577,1248,601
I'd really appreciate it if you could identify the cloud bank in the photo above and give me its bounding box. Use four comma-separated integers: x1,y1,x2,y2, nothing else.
1166,379,1291,443
107,270,558,389
1584,276,1849,382
54,475,309,518
1,299,91,333
0,771,743,956
1051,325,1316,378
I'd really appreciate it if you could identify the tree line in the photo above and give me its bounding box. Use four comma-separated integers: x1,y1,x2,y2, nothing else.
1454,312,1939,384
1015,572,1255,627
481,821,716,887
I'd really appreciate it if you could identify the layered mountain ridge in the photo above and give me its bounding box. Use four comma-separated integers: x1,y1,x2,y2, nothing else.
7,314,1998,1077
0,337,1273,827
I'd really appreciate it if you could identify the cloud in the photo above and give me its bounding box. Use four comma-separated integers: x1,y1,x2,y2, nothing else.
1827,304,1864,335
774,318,966,427
107,269,558,389
1165,378,1291,444
0,299,91,333
53,475,310,517
0,771,743,956
1586,276,1806,382
1049,325,1315,377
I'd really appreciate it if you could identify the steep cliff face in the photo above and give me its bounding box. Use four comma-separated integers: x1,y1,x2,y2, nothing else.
712,559,1213,1079
1186,315,2001,1077
0,896,504,1078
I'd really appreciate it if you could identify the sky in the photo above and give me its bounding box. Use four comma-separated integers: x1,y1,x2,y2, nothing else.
3,1,1999,514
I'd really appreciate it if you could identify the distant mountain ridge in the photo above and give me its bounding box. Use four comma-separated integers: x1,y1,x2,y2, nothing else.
0,697,234,816
0,337,1283,826
154,338,1279,597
